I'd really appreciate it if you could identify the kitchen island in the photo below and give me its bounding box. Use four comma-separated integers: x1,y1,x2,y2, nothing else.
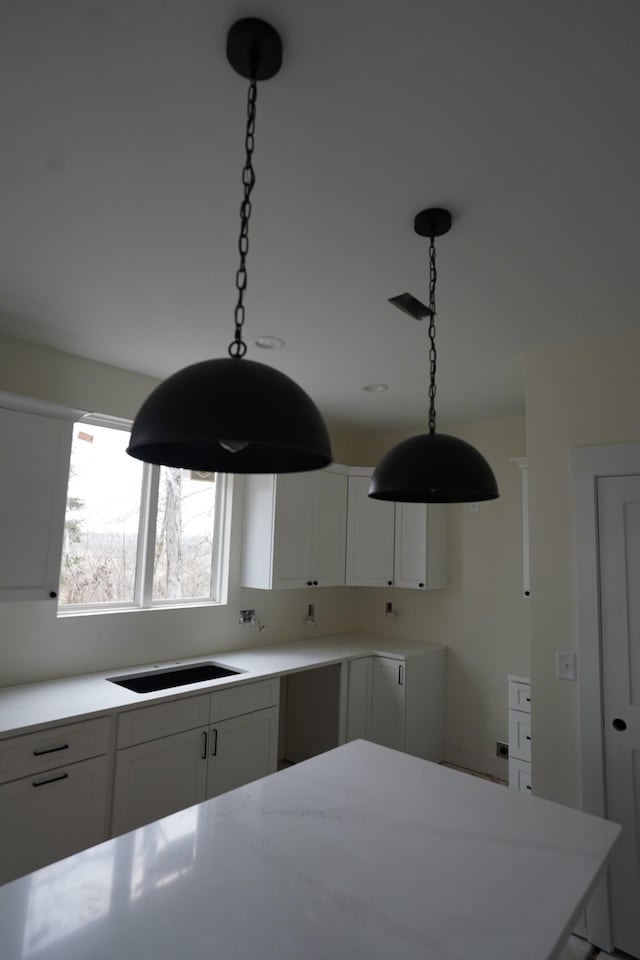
0,739,620,960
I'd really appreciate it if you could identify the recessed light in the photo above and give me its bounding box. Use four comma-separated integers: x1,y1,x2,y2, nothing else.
362,383,389,393
255,335,285,350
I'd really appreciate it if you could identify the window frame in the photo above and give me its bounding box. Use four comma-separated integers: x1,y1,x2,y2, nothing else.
58,414,231,616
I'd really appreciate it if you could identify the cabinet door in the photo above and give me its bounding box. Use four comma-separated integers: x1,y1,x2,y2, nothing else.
0,755,109,884
111,727,208,836
345,474,395,586
0,408,72,601
272,474,312,588
345,657,373,741
394,502,447,590
206,707,278,800
370,657,406,751
309,469,347,586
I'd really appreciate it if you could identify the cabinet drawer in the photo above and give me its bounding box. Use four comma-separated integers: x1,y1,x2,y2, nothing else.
0,754,110,884
509,757,532,794
508,712,531,762
117,693,210,748
210,678,279,722
0,716,111,784
508,681,531,713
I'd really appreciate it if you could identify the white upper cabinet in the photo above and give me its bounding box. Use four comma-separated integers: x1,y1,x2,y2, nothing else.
241,466,348,589
345,474,395,586
0,405,74,601
346,469,447,589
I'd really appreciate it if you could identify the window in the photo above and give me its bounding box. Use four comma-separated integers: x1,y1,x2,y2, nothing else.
58,417,230,612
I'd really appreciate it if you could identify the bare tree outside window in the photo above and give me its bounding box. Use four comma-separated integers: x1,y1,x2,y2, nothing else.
59,421,224,611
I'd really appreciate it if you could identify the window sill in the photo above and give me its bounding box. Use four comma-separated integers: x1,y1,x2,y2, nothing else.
57,599,226,619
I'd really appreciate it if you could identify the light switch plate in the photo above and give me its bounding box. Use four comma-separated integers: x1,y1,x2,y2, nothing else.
556,651,577,681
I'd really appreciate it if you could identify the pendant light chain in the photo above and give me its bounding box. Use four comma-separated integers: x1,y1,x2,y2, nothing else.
229,72,258,358
427,235,438,434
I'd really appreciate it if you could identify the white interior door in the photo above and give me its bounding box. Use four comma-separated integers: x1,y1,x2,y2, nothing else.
597,474,640,959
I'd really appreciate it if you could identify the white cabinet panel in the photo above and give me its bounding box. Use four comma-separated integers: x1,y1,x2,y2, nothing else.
394,501,447,590
508,676,532,790
310,469,347,586
116,694,210,748
370,657,406,751
111,726,208,836
206,707,278,799
0,715,111,784
345,474,395,586
210,679,279,723
0,755,109,884
271,473,310,589
242,467,348,589
509,712,531,762
346,470,446,589
509,757,532,794
0,407,73,601
345,650,445,762
346,657,373,742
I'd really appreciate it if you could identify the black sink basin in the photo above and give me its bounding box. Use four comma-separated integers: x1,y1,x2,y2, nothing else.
108,662,242,694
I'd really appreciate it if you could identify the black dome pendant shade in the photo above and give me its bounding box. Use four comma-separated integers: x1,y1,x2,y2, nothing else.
128,357,331,473
369,208,498,503
127,19,332,475
369,433,499,503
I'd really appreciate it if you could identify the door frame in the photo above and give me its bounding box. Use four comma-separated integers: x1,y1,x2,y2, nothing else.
572,440,640,951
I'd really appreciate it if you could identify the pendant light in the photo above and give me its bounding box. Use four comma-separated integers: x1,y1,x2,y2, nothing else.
369,208,499,503
127,19,332,474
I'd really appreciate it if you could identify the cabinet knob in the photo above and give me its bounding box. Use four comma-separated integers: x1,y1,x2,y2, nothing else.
526,784,532,791
418,582,425,588
612,718,627,732
387,580,393,586
306,581,312,586
524,590,530,597
313,580,318,586
49,591,58,599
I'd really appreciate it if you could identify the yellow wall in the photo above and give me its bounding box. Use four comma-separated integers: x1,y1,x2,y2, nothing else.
526,328,640,806
350,416,530,777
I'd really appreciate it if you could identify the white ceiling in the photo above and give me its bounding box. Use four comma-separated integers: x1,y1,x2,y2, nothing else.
1,0,639,433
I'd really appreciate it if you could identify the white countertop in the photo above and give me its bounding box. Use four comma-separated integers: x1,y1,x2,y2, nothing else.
0,739,620,960
0,632,443,737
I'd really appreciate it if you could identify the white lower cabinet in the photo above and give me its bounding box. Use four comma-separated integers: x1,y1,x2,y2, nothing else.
0,716,111,884
205,707,278,799
508,675,532,792
111,727,209,835
111,681,279,836
345,649,445,761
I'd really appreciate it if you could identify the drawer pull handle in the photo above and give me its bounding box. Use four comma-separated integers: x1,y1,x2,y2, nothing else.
398,664,404,686
526,697,531,702
33,743,69,757
201,731,208,759
32,772,69,788
211,728,218,757
525,735,531,740
526,785,532,791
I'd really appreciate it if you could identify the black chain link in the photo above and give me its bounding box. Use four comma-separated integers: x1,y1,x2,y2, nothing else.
229,73,258,359
427,236,438,433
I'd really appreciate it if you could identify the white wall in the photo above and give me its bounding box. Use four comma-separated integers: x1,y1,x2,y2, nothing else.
349,415,530,778
526,328,640,806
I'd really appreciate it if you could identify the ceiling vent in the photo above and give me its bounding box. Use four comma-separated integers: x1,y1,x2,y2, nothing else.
388,292,433,321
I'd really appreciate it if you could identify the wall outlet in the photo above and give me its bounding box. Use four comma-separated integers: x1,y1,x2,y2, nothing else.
239,609,256,626
496,741,509,759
